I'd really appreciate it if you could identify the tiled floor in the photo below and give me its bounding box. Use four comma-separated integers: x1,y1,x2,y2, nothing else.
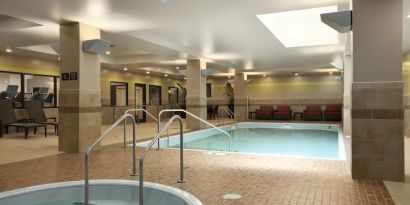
0,119,235,164
0,120,404,204
0,144,394,205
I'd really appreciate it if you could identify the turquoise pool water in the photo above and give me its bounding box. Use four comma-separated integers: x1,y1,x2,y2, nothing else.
152,123,344,160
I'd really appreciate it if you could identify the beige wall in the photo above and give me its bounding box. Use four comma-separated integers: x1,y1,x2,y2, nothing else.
207,74,343,109
0,53,59,76
101,68,185,106
403,57,410,138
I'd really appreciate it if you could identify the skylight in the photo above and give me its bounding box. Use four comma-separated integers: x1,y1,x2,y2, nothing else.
257,6,339,48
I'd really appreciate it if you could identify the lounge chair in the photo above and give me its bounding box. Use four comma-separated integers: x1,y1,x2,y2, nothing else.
26,100,58,134
0,100,47,139
303,105,322,121
256,105,273,120
324,104,342,121
274,105,292,120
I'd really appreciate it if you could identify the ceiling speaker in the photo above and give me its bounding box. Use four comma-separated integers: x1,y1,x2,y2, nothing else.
201,68,215,77
321,10,352,33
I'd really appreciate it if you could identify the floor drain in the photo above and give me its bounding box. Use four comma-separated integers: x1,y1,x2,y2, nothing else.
223,193,241,200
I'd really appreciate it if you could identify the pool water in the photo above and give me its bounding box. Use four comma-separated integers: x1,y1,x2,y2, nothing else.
158,123,344,160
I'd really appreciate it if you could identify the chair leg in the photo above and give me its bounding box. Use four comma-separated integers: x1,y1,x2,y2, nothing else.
44,126,47,138
24,128,28,140
0,126,2,138
34,127,37,134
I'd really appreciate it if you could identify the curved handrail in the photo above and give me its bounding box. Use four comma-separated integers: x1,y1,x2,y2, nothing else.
82,113,137,205
139,115,185,205
157,109,231,151
123,108,158,147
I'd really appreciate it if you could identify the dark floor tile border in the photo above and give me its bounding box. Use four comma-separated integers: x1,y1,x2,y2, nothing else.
59,107,101,113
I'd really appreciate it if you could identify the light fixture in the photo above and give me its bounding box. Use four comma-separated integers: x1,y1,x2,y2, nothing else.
146,71,150,74
407,14,410,18
123,67,128,71
5,48,12,53
184,77,187,80
228,76,231,79
105,50,111,55
329,72,333,75
58,57,61,61
176,66,180,70
256,6,338,47
263,74,267,77
292,72,299,76
164,74,168,77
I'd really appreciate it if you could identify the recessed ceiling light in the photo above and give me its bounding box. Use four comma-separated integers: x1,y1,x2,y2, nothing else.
176,66,180,70
228,76,231,79
263,74,267,77
164,74,168,77
184,77,187,80
5,48,12,53
105,50,111,55
123,67,128,71
292,72,299,76
58,57,61,61
146,71,150,74
256,6,338,47
407,14,410,18
329,72,333,75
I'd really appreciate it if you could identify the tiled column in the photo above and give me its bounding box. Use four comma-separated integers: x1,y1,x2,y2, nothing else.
234,73,248,121
186,59,207,130
58,22,102,153
351,0,404,181
343,32,353,168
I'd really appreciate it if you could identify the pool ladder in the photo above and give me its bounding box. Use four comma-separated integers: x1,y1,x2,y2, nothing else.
75,113,138,205
157,109,232,151
139,115,186,205
218,106,235,125
123,108,159,148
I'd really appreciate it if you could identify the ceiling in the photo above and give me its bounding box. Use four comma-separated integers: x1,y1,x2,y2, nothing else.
2,0,406,77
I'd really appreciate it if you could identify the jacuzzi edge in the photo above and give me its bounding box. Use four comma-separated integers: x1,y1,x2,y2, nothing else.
0,180,203,205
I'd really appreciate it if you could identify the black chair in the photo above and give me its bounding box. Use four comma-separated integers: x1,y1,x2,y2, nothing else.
26,100,58,135
0,100,47,139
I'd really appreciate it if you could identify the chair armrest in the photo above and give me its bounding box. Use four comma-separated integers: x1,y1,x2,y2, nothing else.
47,117,57,122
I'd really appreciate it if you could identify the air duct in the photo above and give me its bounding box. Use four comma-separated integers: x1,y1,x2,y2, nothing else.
201,68,215,77
83,39,113,54
321,10,352,33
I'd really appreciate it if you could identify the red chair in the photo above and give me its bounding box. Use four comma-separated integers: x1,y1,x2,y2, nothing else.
303,105,322,121
274,105,292,120
324,104,342,121
256,105,273,120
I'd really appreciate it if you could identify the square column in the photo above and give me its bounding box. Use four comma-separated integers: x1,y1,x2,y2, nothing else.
351,0,404,181
58,22,102,153
234,73,248,121
186,59,207,130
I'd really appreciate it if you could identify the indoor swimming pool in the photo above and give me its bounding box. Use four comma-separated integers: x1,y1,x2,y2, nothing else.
141,122,345,160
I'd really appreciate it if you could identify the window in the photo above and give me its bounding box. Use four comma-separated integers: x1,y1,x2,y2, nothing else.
110,82,128,106
24,75,56,107
149,85,162,106
206,83,212,97
0,72,22,107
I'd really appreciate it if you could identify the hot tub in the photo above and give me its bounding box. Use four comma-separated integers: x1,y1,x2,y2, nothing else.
0,180,203,205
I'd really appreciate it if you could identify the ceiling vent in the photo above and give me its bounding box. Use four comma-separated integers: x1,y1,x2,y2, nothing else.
320,10,352,33
83,39,113,54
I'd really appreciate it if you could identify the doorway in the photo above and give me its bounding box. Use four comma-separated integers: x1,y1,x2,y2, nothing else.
135,83,146,123
110,82,128,106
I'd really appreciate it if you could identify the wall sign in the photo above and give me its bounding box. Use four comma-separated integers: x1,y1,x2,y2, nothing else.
62,72,78,81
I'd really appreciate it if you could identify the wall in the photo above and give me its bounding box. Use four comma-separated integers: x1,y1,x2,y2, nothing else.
0,53,59,76
404,57,410,138
100,68,185,106
207,74,343,110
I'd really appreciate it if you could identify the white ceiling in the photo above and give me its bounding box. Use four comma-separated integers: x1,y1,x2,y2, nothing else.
4,0,408,76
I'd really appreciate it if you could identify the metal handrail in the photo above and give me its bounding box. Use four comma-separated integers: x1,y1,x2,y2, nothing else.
80,113,137,205
123,108,158,147
219,106,235,119
139,115,186,205
157,109,232,151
